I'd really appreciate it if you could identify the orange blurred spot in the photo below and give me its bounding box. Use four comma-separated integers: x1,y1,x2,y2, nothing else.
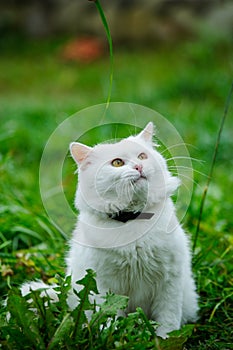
62,37,105,63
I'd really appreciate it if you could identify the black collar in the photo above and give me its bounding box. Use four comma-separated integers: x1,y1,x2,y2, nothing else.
109,211,154,223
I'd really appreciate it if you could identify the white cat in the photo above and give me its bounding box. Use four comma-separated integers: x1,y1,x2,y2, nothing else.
66,122,199,339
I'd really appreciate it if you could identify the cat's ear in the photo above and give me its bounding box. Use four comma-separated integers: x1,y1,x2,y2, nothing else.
138,122,154,143
70,142,92,164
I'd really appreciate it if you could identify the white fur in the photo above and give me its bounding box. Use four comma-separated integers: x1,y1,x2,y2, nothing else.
68,122,199,338
18,123,198,339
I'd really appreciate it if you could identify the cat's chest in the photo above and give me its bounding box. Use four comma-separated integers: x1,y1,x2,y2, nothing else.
96,242,167,294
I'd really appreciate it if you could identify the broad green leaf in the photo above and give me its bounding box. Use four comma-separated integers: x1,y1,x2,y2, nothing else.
75,269,99,295
90,293,129,329
54,274,72,306
157,324,195,350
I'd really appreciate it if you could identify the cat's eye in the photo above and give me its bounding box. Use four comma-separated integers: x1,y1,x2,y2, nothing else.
138,152,148,160
111,158,125,167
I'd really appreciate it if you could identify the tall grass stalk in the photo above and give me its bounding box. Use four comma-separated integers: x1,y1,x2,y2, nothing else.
192,81,233,252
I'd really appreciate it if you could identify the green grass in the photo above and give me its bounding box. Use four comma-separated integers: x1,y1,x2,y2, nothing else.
0,34,233,349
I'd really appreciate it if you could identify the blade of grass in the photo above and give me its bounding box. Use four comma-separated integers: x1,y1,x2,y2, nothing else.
209,291,233,322
47,313,73,350
192,81,233,253
89,0,114,116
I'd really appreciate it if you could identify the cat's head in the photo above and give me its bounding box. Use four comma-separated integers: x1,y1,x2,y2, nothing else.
70,122,179,215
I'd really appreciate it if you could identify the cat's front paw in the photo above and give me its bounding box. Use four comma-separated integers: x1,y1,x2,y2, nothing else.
156,324,180,339
156,326,170,339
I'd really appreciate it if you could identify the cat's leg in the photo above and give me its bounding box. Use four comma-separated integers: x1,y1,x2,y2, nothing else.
151,278,183,339
181,275,199,324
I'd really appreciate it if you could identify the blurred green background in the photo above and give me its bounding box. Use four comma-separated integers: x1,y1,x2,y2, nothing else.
0,1,233,348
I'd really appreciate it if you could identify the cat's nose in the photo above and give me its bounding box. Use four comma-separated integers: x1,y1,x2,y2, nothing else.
134,164,143,174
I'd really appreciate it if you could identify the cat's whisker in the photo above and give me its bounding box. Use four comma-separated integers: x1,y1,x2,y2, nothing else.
168,165,193,170
160,143,197,155
168,166,208,178
127,183,133,202
130,181,138,198
130,180,137,193
109,175,126,187
101,178,124,197
175,175,195,192
102,182,116,195
166,156,204,164
172,172,201,188
126,187,133,204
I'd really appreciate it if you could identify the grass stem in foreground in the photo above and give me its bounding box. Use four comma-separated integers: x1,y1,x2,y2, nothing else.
92,0,114,116
192,81,233,253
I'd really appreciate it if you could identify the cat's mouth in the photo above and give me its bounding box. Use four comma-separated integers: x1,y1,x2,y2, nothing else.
122,171,147,183
135,173,147,182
